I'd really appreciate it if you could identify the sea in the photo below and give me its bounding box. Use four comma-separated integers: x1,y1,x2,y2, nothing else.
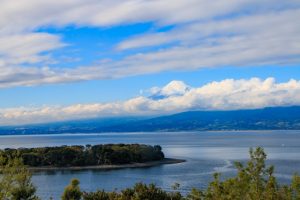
0,130,299,199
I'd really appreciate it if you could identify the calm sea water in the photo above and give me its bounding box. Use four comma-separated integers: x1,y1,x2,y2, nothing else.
0,131,300,199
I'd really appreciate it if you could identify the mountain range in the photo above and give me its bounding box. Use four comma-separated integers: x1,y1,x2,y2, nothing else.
0,106,300,135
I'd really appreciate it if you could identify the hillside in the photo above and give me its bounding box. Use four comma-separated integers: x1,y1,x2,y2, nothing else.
0,106,300,135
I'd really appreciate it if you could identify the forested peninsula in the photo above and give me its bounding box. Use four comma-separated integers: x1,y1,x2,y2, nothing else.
0,144,182,169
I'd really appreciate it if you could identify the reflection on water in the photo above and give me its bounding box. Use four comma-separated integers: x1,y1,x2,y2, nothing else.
0,131,300,199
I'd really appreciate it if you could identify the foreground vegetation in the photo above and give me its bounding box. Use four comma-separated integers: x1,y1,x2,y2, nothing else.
0,144,164,167
0,157,38,200
1,147,300,199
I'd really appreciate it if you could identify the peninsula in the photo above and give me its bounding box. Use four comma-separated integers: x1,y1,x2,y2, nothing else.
0,144,185,170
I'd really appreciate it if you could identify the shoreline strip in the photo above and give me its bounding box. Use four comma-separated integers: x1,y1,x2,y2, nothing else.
29,158,186,171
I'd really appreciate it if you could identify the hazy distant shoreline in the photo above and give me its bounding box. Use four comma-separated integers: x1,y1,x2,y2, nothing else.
1,106,300,135
2,129,300,137
28,158,185,171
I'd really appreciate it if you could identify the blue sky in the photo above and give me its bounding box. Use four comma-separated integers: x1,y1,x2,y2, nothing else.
1,66,299,108
0,0,299,125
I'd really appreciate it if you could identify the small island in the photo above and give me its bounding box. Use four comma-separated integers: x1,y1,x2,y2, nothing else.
0,144,185,170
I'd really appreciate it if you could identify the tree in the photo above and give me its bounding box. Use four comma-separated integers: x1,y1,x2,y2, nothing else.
186,147,300,200
1,144,165,168
62,179,82,200
0,157,39,200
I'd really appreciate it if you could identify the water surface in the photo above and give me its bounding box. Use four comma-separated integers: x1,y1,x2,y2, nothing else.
0,131,299,199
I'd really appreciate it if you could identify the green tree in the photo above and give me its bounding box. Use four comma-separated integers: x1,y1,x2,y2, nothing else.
186,147,300,200
0,157,39,200
289,174,300,200
62,179,82,200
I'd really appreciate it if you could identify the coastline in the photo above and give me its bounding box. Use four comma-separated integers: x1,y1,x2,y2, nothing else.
28,158,186,171
0,129,300,138
1,130,300,137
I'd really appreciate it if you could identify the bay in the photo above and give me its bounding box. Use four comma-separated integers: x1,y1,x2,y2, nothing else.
0,131,299,199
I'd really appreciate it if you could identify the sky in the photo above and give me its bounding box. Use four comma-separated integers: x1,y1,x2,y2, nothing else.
0,0,300,125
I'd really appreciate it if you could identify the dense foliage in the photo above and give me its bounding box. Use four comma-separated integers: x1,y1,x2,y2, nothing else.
0,144,164,167
82,182,182,200
0,157,39,200
62,179,82,200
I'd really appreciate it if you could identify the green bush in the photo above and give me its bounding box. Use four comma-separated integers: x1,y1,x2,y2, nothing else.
186,147,300,200
0,157,39,200
62,179,82,200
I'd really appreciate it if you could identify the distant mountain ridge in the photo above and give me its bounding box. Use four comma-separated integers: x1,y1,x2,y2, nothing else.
0,106,300,135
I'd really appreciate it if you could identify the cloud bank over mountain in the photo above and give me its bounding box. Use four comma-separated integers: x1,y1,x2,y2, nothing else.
0,0,299,88
1,77,300,125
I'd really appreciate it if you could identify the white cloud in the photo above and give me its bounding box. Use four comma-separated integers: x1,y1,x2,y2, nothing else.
0,33,64,66
0,1,299,88
0,0,261,32
1,77,300,125
117,9,300,50
150,80,190,97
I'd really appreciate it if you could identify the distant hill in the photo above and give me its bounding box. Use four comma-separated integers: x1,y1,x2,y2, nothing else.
0,116,147,135
108,106,300,132
0,106,300,135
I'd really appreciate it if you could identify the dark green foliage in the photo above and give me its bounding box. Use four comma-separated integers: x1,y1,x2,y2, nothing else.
82,190,112,200
62,179,82,200
82,183,182,200
120,183,182,200
0,144,165,167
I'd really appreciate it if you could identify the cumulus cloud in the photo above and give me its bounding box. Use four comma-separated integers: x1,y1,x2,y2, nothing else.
150,81,190,99
0,0,299,88
1,77,300,125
